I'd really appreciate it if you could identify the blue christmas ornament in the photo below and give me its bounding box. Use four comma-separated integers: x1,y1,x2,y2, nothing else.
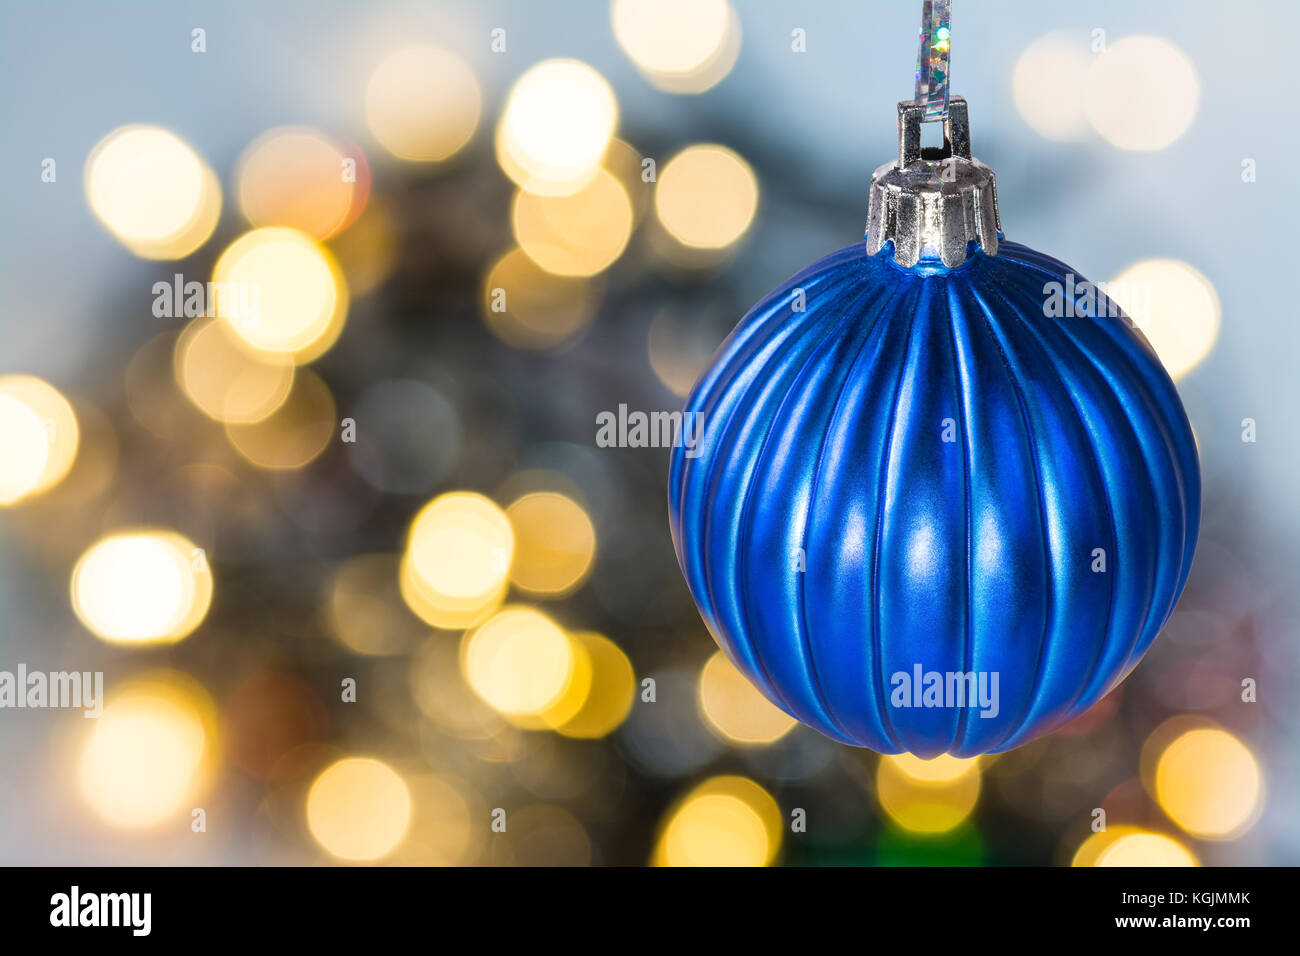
667,97,1199,758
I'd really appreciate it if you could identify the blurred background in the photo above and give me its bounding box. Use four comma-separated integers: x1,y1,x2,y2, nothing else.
0,0,1295,866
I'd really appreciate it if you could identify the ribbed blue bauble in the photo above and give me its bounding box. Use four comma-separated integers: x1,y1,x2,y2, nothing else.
667,99,1200,757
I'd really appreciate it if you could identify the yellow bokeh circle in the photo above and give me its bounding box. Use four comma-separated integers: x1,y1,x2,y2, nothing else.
611,0,741,94
366,46,481,163
71,530,213,645
1107,258,1220,380
175,318,295,425
555,631,636,739
481,247,599,350
0,376,79,505
307,757,412,861
236,126,360,239
505,491,597,595
698,651,796,746
655,144,758,250
1097,832,1199,867
212,227,349,364
511,168,633,277
654,776,782,866
876,752,981,834
496,59,618,196
401,492,514,629
85,125,221,259
78,673,217,829
460,606,579,726
1155,728,1262,839
1085,36,1199,151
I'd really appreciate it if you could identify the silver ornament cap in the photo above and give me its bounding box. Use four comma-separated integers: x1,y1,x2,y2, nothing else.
865,97,1001,269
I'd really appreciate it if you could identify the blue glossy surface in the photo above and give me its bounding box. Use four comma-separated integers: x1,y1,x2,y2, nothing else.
667,241,1200,757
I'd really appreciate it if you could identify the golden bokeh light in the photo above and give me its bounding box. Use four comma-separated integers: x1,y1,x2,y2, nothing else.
306,757,412,862
505,491,596,595
496,59,618,196
1071,824,1143,867
1085,36,1199,151
512,168,633,277
175,318,295,425
1155,728,1262,839
611,0,741,94
460,606,578,726
877,752,981,833
535,628,593,729
654,776,782,867
224,367,336,470
236,126,362,239
698,650,797,746
655,144,758,250
79,675,215,828
400,555,507,632
1107,258,1221,380
401,492,514,630
889,752,981,784
327,554,427,656
213,227,349,364
1012,33,1090,141
481,247,599,350
0,376,79,506
85,125,220,259
366,45,481,162
555,631,636,739
1096,832,1199,867
71,530,213,645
